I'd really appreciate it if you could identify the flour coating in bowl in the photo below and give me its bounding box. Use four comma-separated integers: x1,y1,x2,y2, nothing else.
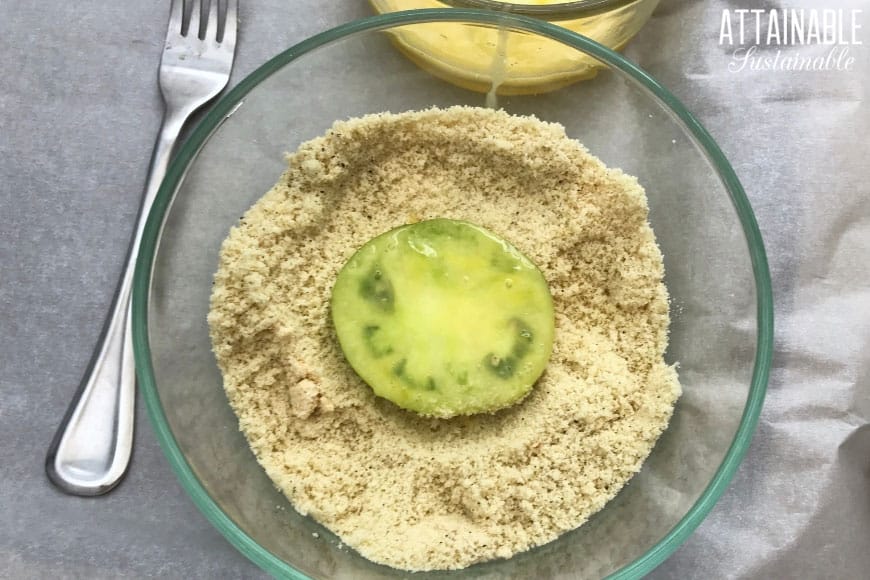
207,106,681,571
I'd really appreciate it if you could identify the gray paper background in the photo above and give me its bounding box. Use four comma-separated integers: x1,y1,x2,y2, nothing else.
1,0,867,578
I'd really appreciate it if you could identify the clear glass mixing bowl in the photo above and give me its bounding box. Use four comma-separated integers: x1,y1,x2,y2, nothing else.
132,9,773,579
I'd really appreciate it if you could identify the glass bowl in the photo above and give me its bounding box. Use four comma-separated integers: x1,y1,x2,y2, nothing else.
368,0,661,93
132,9,773,579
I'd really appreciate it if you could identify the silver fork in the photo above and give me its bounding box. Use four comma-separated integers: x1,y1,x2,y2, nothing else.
46,0,238,496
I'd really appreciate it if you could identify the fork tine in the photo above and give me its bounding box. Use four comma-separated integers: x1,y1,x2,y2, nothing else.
205,0,218,40
188,0,201,38
221,0,238,47
168,0,183,33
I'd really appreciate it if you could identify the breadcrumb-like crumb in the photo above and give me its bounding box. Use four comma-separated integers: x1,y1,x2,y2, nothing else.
208,106,681,572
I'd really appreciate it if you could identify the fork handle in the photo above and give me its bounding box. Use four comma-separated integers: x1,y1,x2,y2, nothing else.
46,107,189,496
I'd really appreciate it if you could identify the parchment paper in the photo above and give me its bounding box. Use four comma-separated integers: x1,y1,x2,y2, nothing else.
0,0,867,578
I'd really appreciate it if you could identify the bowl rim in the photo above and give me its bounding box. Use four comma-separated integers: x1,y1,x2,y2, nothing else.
420,1,641,20
132,8,773,579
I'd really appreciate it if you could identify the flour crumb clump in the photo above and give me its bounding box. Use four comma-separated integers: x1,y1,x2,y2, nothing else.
208,106,681,571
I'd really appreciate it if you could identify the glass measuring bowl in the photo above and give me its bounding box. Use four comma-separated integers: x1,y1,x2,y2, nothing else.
369,0,661,94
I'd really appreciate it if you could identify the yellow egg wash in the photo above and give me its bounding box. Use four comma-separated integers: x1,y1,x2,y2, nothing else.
370,0,660,96
502,0,569,3
484,23,509,108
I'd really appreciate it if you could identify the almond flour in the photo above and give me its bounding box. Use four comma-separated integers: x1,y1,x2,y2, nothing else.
208,106,681,571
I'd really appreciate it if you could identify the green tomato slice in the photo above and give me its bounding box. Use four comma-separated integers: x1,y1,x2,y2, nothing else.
331,218,554,418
